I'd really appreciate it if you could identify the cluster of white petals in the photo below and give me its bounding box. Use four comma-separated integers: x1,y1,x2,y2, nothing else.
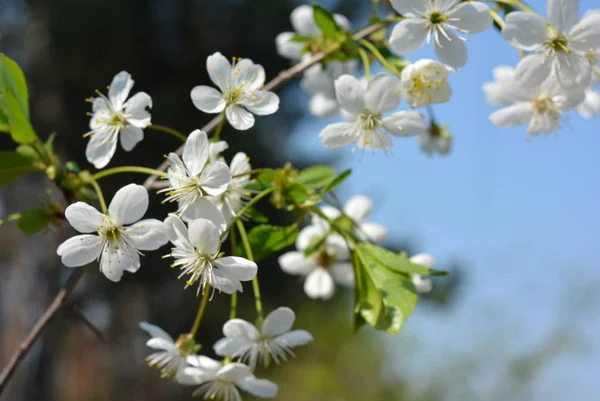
57,184,167,281
139,322,190,381
401,59,452,108
183,356,278,401
191,52,279,131
389,0,493,70
320,74,427,151
279,195,387,300
409,253,436,293
163,204,257,295
85,72,152,169
214,307,312,369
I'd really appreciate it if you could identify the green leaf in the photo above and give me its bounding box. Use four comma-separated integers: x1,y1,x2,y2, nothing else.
256,168,277,185
321,168,351,194
312,3,343,40
354,247,419,335
17,209,51,234
239,225,299,262
352,250,390,332
286,182,310,205
246,206,269,224
358,243,448,276
0,54,37,144
0,151,33,186
0,98,9,133
245,181,271,192
16,144,39,162
298,165,336,188
289,34,312,43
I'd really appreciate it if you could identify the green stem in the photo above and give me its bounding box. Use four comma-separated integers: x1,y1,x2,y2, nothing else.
91,166,168,181
359,39,401,78
492,0,536,14
224,187,275,235
236,220,263,324
89,179,107,213
148,124,187,142
358,48,371,82
190,287,211,337
0,213,22,226
212,112,227,141
229,230,238,320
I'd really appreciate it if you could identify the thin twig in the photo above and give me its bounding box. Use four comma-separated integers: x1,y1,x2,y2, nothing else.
64,305,107,342
0,269,84,397
143,16,393,190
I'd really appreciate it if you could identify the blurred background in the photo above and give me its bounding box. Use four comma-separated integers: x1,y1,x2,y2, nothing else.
1,0,599,400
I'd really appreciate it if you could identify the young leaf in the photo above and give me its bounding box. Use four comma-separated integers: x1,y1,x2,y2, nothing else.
0,54,37,144
321,168,351,194
312,3,343,40
351,250,391,332
17,209,52,234
238,224,299,262
354,247,418,335
245,206,269,224
286,182,310,205
358,243,448,276
289,34,312,43
0,151,33,186
298,165,335,188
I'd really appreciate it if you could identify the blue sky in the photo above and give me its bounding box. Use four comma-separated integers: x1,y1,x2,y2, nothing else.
281,0,600,399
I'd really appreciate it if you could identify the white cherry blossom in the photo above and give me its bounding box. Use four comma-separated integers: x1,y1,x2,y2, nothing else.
275,4,351,61
191,52,279,131
389,0,493,70
502,0,600,88
57,184,167,282
409,253,436,293
300,59,358,118
418,122,452,156
214,307,312,369
489,76,585,135
183,357,278,401
139,322,199,382
400,59,452,108
160,130,231,220
163,203,257,296
278,223,353,300
319,74,427,151
209,152,251,223
85,71,152,169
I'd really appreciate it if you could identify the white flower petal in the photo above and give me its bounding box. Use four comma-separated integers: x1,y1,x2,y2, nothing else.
278,251,317,275
198,161,232,196
217,363,253,382
119,125,144,152
212,275,244,294
230,152,250,176
209,140,229,163
319,122,357,149
553,52,591,88
64,202,104,233
181,197,226,233
214,338,250,357
325,234,350,261
389,19,428,55
570,11,600,50
139,322,175,342
243,91,279,116
291,5,320,36
226,106,255,131
163,213,189,245
108,71,134,110
86,130,118,169
434,29,468,70
343,195,373,222
145,337,177,351
276,330,313,347
213,257,257,281
57,234,103,267
191,85,226,114
410,253,435,267
99,248,126,282
183,130,210,177
411,274,433,293
187,355,222,372
276,32,303,60
382,111,427,137
502,12,548,51
334,75,365,115
528,111,560,135
223,319,259,341
489,103,534,127
108,184,148,225
389,0,427,16
237,377,278,398
514,54,552,88
364,74,402,114
577,89,600,119
358,222,388,243
187,218,220,254
450,2,492,34
207,52,231,92
124,92,152,127
262,307,295,336
295,224,327,251
303,268,335,300
125,219,168,251
548,0,579,31
329,262,355,288
309,93,340,118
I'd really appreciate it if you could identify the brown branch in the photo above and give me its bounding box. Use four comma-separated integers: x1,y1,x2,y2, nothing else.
0,269,84,397
143,16,393,190
64,305,107,342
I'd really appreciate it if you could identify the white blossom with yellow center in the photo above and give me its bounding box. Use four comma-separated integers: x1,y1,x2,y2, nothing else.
401,59,452,108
